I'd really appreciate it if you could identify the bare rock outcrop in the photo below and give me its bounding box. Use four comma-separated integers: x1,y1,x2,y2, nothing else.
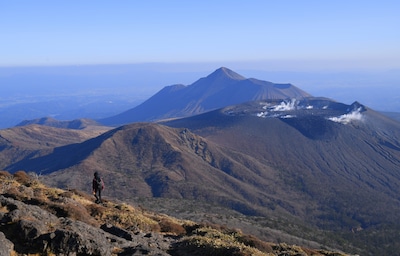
0,195,172,255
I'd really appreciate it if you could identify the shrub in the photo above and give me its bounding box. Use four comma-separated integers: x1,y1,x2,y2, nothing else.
159,218,186,235
86,203,106,218
106,210,161,232
0,172,15,194
170,226,268,256
237,234,273,253
61,191,74,198
13,171,30,185
2,187,25,201
0,170,12,178
48,201,97,226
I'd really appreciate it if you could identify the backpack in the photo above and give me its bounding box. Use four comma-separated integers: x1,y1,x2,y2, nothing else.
95,176,104,190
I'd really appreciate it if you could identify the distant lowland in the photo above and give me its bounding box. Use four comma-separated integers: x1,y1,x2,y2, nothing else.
1,67,400,255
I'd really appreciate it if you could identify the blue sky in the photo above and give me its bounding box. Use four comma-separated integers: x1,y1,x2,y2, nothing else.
1,1,400,70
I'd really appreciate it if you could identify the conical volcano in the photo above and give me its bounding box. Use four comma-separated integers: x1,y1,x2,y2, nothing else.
99,67,311,126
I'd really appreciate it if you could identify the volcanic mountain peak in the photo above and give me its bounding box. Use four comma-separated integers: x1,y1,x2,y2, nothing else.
99,67,311,126
207,66,246,81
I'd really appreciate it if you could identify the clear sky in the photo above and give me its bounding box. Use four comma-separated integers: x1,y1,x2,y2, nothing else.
1,0,399,70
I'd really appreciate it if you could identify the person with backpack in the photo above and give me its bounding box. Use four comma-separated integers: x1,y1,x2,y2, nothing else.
92,171,104,204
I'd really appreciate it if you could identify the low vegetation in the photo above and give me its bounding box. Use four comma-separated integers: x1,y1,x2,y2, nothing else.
0,170,350,256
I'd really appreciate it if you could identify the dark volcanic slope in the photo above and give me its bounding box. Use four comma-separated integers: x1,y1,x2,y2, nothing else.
99,67,311,126
6,123,290,216
4,98,400,254
164,98,400,228
7,98,400,228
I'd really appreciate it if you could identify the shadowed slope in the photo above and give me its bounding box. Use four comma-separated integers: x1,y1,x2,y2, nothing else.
0,124,107,168
164,99,400,230
6,123,290,216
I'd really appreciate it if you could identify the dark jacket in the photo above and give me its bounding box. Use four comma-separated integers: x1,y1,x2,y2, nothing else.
92,172,104,191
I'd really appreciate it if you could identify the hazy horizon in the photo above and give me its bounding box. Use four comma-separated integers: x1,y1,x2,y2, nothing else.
1,63,399,112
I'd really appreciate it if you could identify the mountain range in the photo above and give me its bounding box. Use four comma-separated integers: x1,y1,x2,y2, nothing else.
1,67,400,255
99,67,311,126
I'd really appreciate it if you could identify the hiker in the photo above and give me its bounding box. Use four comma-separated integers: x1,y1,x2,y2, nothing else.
92,171,104,204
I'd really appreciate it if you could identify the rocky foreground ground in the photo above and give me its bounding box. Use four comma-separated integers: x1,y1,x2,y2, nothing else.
0,171,351,256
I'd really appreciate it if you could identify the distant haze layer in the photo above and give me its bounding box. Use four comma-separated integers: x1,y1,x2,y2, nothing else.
0,64,399,128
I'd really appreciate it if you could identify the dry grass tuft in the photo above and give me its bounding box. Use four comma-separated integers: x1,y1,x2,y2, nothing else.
60,190,74,198
0,170,12,178
47,201,96,226
86,203,107,218
85,201,162,232
13,170,31,185
9,250,19,256
0,172,17,194
158,217,186,235
2,186,26,201
68,189,94,201
173,226,269,256
101,207,161,232
237,234,274,253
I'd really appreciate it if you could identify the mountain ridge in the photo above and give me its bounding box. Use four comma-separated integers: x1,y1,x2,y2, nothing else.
16,116,108,130
4,98,400,254
2,68,400,254
99,67,311,126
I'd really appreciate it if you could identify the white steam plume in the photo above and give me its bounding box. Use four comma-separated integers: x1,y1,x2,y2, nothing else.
328,108,364,124
271,99,297,111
